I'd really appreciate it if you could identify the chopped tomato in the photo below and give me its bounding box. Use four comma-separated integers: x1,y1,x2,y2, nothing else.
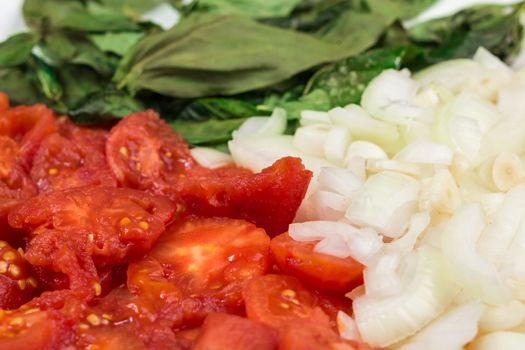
8,186,177,291
0,93,8,112
0,241,37,309
170,157,312,236
127,217,270,327
0,307,71,350
0,104,57,169
270,233,364,294
106,110,196,190
193,313,278,350
31,119,116,192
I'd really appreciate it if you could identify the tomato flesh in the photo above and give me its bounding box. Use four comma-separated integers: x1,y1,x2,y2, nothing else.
193,313,278,350
0,241,37,309
270,233,364,294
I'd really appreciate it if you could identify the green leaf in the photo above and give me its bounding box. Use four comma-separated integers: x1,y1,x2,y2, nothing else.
316,10,390,53
170,117,247,145
0,33,38,67
305,47,407,106
32,55,63,103
178,97,260,121
115,13,350,98
23,0,139,33
97,0,166,19
366,0,437,21
0,67,43,105
193,0,303,18
69,90,145,122
58,65,105,108
259,89,331,120
89,32,144,56
42,32,118,76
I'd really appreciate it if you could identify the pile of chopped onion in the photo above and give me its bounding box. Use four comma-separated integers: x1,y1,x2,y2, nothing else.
220,47,525,349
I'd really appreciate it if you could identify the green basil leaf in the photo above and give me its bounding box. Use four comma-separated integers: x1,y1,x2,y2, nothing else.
0,33,38,67
193,0,303,18
305,47,407,106
366,0,437,21
178,97,260,121
58,65,105,108
259,89,331,120
115,14,350,98
23,0,139,33
69,90,145,122
170,117,247,145
32,55,63,102
89,32,144,56
0,67,43,105
97,0,165,19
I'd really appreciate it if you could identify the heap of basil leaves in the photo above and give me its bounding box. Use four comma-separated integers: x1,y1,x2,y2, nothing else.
0,0,523,150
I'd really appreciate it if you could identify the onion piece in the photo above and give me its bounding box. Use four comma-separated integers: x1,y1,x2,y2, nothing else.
317,167,364,198
301,190,349,221
441,204,511,305
233,108,287,139
324,126,351,165
354,247,457,347
300,110,331,126
289,221,353,242
468,331,525,350
346,171,420,238
293,124,330,157
190,147,233,169
399,302,484,350
479,300,525,333
384,212,430,256
366,159,422,177
337,311,362,342
394,142,453,165
419,168,461,214
414,59,482,93
314,233,351,258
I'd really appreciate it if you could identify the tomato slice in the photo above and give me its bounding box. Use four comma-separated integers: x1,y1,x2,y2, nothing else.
127,217,270,327
270,233,364,294
0,308,71,350
31,117,116,192
0,104,57,169
106,110,196,190
8,186,177,292
0,93,8,112
193,313,278,350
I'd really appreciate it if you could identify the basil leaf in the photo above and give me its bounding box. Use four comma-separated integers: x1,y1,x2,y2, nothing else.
89,32,144,56
69,90,145,122
179,97,260,121
193,0,303,18
367,0,437,21
305,47,407,106
115,14,349,98
58,65,104,108
170,117,247,145
32,55,63,103
259,89,331,120
0,33,38,67
23,0,139,33
97,0,166,19
0,67,43,105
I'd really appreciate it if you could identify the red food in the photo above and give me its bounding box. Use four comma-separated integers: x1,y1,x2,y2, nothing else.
105,110,196,190
8,186,177,291
0,308,71,350
31,119,116,192
0,241,38,309
0,104,57,169
270,232,364,294
193,313,278,350
0,93,8,112
127,217,270,326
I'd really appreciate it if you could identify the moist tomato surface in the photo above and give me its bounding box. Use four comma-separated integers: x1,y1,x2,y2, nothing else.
0,98,369,349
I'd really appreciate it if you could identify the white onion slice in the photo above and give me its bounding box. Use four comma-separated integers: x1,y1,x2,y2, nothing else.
441,204,511,305
317,167,364,198
289,221,354,242
190,147,233,169
324,126,351,165
419,168,461,214
479,300,525,333
366,159,422,177
468,331,525,350
400,302,484,350
414,59,482,93
337,311,362,342
395,142,453,165
314,233,351,258
300,110,331,126
346,171,420,238
233,108,287,139
354,247,456,347
384,212,430,256
293,124,330,158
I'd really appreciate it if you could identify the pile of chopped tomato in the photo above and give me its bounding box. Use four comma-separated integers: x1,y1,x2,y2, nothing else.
0,93,370,350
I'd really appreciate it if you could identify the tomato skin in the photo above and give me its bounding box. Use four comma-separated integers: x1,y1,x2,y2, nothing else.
193,313,278,350
0,93,8,112
171,157,312,236
8,186,177,291
106,110,196,190
270,233,364,294
0,104,57,169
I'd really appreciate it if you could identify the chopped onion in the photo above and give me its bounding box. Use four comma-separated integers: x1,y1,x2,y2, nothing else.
399,302,484,350
419,168,461,214
395,142,453,165
491,153,525,192
384,212,430,256
190,147,233,169
289,221,354,242
479,300,525,333
468,331,525,350
354,247,456,347
346,171,420,238
363,253,403,298
337,311,362,342
300,110,331,126
346,140,388,161
441,204,511,305
342,226,383,265
414,59,483,93
314,233,351,258
301,190,349,221
323,126,352,165
293,124,330,158
317,167,364,198
479,115,525,161
361,69,429,124
366,159,422,177
233,108,287,139
329,105,402,153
